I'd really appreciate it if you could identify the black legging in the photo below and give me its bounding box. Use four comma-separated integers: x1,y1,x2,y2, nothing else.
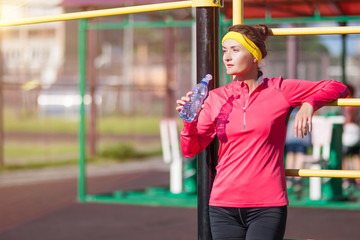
209,205,287,240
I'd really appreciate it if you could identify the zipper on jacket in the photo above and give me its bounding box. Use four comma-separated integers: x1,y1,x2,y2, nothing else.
243,106,246,129
241,73,265,129
242,83,263,129
243,94,251,129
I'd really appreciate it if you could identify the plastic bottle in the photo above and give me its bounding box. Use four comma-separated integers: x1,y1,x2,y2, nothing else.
180,74,213,122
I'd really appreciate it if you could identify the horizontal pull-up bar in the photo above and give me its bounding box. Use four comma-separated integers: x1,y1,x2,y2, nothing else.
0,1,193,27
328,98,360,106
286,169,360,178
0,1,359,37
271,26,360,35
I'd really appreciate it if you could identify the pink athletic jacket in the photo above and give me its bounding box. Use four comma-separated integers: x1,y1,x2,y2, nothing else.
180,75,349,208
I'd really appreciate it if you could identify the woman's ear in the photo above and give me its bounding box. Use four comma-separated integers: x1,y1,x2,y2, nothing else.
253,58,258,64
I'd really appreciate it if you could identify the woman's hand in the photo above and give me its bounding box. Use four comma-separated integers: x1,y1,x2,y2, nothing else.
176,91,192,113
294,102,314,138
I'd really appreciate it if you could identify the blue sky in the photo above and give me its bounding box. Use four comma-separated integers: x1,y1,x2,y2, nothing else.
311,22,360,57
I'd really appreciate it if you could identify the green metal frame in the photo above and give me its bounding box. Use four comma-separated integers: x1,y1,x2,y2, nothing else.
78,14,360,208
77,17,199,207
78,19,87,202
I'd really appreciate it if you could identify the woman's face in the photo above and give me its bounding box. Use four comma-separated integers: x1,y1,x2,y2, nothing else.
222,38,256,77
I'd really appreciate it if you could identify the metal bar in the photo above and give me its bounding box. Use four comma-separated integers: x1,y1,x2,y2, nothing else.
271,26,360,35
196,6,219,240
233,0,244,25
0,1,193,27
78,19,87,202
0,34,3,167
286,169,360,178
1,2,360,29
164,27,175,118
327,98,360,106
192,0,222,7
87,19,97,157
2,3,360,31
340,22,347,84
287,27,298,79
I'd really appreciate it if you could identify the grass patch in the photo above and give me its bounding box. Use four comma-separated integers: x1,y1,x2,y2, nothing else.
0,141,162,172
0,159,79,172
4,142,78,159
4,111,78,134
4,109,162,135
98,142,162,161
0,157,105,172
1,109,165,171
98,116,161,135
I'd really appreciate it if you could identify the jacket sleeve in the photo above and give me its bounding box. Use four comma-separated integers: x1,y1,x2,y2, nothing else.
180,92,217,158
280,79,349,111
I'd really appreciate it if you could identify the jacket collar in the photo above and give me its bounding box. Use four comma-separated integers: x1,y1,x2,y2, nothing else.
233,71,264,87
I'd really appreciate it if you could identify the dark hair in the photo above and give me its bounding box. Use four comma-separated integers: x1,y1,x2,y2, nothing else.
227,24,269,59
346,84,355,97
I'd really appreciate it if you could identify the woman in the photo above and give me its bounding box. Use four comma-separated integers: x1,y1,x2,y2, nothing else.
176,24,348,240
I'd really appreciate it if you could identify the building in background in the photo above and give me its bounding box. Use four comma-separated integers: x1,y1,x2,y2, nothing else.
0,0,65,114
1,0,360,118
0,0,194,118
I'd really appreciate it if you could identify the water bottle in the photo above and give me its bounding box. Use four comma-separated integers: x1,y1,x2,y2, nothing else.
180,74,213,122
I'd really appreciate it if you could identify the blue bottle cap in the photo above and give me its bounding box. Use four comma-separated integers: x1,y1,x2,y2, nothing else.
200,74,213,85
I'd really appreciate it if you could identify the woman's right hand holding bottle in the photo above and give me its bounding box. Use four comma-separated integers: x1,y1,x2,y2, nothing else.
176,91,192,113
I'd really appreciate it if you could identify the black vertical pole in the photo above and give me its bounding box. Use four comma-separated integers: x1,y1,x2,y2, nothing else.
196,6,219,240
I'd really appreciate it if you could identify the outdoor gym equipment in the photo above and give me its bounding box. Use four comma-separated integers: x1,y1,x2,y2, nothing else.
2,1,360,240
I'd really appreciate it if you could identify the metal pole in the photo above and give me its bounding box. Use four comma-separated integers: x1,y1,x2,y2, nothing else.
340,22,347,84
0,1,193,27
287,25,298,79
270,26,360,35
328,98,360,106
78,19,87,202
0,31,3,167
87,18,98,157
164,26,175,118
285,169,360,178
196,6,219,240
233,0,244,25
122,15,133,115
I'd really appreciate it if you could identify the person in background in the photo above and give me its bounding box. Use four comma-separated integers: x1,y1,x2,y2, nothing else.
342,84,360,190
176,24,349,240
285,107,312,195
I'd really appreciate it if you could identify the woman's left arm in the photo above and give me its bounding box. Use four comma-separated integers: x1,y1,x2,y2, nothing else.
282,79,349,111
282,79,349,138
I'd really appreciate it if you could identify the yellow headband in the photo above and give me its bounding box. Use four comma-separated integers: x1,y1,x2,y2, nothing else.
222,31,262,63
